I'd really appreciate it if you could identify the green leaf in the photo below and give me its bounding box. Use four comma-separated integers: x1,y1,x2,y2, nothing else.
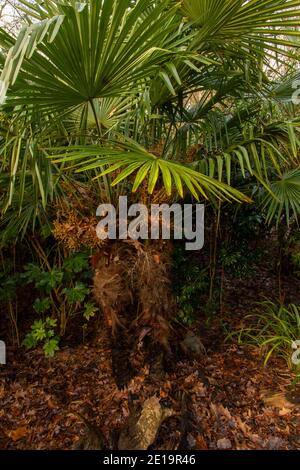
132,161,152,192
63,253,90,273
83,303,98,321
159,70,176,96
33,297,52,314
63,282,89,304
23,332,38,350
166,62,182,86
43,338,60,357
148,160,160,194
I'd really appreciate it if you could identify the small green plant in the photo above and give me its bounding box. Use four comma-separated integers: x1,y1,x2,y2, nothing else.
172,246,209,325
22,251,98,355
22,264,64,293
23,318,60,357
62,282,89,304
229,301,300,369
83,302,98,321
219,243,259,278
33,297,52,314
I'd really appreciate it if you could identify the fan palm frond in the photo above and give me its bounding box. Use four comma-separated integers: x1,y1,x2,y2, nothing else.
51,138,251,203
263,168,300,225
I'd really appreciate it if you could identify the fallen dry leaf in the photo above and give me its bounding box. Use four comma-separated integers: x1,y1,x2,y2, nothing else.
195,435,208,450
235,416,251,436
7,427,28,442
262,391,295,410
279,407,293,416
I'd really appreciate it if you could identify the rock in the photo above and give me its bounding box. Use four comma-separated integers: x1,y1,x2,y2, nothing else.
118,395,175,450
187,433,196,449
264,437,283,450
180,331,206,356
217,438,232,450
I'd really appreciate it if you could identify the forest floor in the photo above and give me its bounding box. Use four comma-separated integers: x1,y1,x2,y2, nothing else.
0,330,300,450
1,255,300,450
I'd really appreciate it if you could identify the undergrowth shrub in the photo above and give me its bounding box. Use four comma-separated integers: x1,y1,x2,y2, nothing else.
230,301,300,369
172,245,209,325
20,251,98,356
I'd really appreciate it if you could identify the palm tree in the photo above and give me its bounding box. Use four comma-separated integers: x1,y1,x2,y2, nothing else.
1,0,300,382
2,0,300,220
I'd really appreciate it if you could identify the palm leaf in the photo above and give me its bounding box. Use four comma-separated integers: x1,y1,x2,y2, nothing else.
0,0,181,113
50,139,251,203
263,168,300,225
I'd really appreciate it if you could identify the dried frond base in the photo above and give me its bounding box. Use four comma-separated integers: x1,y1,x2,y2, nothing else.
53,210,104,251
92,240,176,385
